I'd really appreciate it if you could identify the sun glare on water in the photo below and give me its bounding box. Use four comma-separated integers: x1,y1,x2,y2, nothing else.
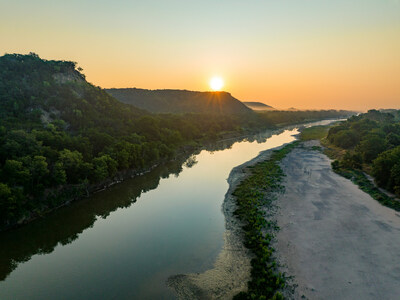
209,77,224,91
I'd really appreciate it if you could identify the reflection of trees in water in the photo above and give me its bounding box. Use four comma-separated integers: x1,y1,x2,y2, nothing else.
244,130,281,144
183,155,198,168
0,156,188,282
0,121,335,282
202,129,279,152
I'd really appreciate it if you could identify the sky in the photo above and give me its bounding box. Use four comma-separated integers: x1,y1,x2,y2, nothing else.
1,0,399,110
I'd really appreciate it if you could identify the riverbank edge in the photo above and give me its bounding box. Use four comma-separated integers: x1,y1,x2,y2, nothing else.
0,127,261,232
301,126,400,211
274,138,400,299
167,141,298,299
1,118,339,232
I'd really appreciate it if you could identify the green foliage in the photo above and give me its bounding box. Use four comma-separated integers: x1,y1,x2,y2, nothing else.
0,53,353,230
340,152,363,169
300,125,330,141
2,159,30,186
327,109,400,200
0,54,253,229
372,146,400,196
29,156,50,194
233,142,298,299
329,129,359,149
59,149,90,183
92,155,118,182
53,162,67,185
356,134,386,162
0,183,15,221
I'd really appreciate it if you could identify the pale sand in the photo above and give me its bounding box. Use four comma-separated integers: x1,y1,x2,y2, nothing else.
169,140,400,300
167,146,288,299
275,141,400,299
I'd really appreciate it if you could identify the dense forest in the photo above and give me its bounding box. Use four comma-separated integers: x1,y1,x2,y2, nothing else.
327,110,400,197
0,53,352,230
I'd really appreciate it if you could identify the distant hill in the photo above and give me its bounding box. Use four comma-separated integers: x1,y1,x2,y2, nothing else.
0,53,251,230
106,88,252,114
243,102,275,111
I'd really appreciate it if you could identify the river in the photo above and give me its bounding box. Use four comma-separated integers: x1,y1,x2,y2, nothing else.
0,120,335,299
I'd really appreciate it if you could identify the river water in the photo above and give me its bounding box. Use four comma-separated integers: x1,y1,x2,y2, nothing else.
0,121,334,299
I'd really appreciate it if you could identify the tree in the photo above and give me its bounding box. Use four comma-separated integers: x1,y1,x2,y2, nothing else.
332,130,359,149
2,159,31,186
0,183,17,222
390,163,400,197
91,155,117,182
386,132,400,148
59,149,92,183
341,152,362,169
30,156,49,182
356,135,386,162
2,130,41,159
92,156,109,182
53,162,67,185
373,146,400,190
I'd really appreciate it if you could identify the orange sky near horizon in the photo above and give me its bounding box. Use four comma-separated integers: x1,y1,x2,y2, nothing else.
1,0,399,111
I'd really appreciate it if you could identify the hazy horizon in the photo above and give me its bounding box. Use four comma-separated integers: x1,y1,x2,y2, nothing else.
2,0,399,110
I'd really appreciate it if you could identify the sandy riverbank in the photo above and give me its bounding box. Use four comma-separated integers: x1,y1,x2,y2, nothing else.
167,145,290,299
275,141,400,299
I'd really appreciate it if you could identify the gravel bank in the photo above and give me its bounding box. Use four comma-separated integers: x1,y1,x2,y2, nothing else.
275,141,400,300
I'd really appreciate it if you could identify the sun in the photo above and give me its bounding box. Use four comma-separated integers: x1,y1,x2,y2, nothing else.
209,76,224,91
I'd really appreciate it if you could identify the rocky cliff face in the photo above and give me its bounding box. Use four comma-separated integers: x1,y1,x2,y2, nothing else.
53,71,84,85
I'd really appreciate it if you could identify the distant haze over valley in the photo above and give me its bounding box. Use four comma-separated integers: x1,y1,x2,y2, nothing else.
0,0,399,299
242,102,275,111
106,88,252,115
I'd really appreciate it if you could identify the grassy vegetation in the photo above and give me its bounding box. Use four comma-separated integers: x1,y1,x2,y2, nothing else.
300,125,331,141
233,142,299,300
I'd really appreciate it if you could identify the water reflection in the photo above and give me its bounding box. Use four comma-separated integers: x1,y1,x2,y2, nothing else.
0,128,282,283
0,157,188,282
0,129,272,282
0,120,339,299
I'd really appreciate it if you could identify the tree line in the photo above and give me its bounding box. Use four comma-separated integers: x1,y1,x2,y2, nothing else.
328,110,400,197
0,53,352,229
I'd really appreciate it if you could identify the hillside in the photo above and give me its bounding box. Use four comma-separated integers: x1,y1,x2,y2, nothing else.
243,102,275,111
0,53,355,231
0,53,247,230
0,54,146,133
106,88,252,114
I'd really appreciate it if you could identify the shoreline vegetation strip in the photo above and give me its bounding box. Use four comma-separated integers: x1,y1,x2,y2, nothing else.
331,165,400,211
232,141,299,300
300,125,400,211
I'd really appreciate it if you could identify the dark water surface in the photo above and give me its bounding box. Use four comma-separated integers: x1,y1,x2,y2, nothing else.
0,121,334,299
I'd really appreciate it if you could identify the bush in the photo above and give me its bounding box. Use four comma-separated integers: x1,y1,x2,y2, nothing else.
233,143,297,298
